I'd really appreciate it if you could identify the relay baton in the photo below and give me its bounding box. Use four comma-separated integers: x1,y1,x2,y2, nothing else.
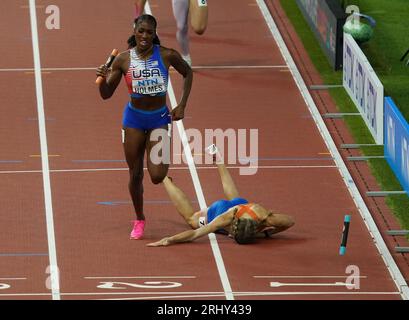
95,49,119,85
339,215,351,255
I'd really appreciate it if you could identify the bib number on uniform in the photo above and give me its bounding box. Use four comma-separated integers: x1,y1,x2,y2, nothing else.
132,79,165,96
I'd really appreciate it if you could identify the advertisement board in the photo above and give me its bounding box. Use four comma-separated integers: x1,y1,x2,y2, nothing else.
384,97,409,194
343,33,384,144
296,0,346,70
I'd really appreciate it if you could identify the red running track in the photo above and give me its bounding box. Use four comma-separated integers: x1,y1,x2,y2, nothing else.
0,0,407,300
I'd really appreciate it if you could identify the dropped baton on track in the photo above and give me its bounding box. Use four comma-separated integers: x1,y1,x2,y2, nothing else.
95,49,119,84
339,215,351,255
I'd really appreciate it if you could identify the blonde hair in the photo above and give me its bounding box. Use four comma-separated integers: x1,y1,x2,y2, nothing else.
232,218,258,244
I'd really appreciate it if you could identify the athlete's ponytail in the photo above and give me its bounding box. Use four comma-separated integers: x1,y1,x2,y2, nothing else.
232,218,258,244
127,35,137,48
127,14,161,49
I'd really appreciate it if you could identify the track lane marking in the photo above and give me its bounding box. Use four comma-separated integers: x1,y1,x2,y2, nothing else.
84,276,196,279
254,275,367,279
0,253,48,257
28,0,60,300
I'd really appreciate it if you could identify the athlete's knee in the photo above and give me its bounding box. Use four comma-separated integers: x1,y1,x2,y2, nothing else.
148,164,168,184
150,174,166,185
193,25,206,35
191,17,207,35
187,218,196,229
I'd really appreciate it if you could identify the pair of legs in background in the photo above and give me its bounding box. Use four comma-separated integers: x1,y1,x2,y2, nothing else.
134,0,208,64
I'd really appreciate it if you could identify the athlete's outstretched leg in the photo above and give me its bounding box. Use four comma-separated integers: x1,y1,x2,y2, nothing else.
217,163,240,200
162,176,199,228
206,144,240,200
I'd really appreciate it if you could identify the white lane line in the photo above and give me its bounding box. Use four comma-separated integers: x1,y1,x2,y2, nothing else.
254,275,367,279
145,2,234,301
256,0,409,300
84,276,196,279
100,294,227,300
191,65,288,69
0,65,287,72
28,0,60,300
0,165,337,175
270,281,348,287
0,291,400,298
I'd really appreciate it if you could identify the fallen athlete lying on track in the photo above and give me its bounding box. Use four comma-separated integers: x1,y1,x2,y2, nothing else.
147,145,295,247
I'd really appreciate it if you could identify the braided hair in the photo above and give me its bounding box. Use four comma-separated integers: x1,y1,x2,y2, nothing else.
232,218,258,244
127,14,161,49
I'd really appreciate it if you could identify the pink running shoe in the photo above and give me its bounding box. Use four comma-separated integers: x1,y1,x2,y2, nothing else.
130,220,145,240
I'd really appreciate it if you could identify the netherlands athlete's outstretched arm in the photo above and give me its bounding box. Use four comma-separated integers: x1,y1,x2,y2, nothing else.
147,211,232,247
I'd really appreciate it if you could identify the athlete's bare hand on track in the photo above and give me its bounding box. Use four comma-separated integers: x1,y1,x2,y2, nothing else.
147,237,171,247
171,105,185,121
